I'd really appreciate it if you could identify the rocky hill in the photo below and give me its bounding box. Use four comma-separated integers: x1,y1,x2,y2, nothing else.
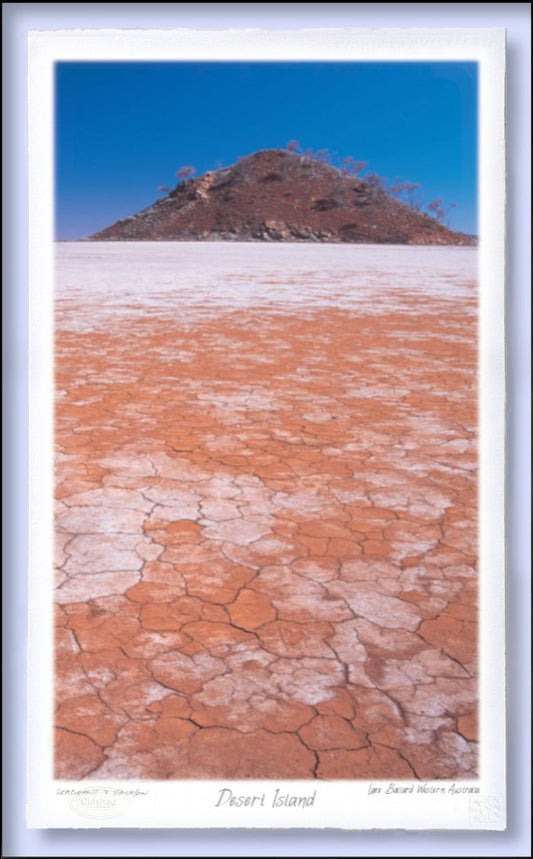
90,149,476,245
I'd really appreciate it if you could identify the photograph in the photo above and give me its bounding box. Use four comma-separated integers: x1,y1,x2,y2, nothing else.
53,59,480,783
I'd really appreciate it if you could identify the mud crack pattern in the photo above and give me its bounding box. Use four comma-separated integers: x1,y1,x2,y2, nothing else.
54,243,478,780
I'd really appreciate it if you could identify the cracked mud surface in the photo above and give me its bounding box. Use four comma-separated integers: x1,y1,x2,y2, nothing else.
54,243,478,780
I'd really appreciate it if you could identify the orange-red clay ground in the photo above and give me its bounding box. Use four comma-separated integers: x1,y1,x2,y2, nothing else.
54,243,478,780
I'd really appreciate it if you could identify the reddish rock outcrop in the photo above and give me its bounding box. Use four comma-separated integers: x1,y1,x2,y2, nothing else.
90,149,476,245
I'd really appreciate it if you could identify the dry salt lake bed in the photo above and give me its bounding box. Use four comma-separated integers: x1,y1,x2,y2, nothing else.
54,242,479,780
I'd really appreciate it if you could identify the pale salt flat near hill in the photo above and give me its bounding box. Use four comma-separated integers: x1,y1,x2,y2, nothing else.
56,242,477,326
54,242,479,781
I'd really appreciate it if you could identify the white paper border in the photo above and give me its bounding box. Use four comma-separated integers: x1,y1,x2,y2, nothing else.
25,26,506,832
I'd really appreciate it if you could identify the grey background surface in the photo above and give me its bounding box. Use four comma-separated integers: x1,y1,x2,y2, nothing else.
3,4,531,857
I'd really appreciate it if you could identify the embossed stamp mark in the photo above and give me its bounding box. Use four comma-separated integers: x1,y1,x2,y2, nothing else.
67,787,131,820
468,795,502,826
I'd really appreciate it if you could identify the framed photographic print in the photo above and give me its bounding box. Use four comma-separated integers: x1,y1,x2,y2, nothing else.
25,25,507,831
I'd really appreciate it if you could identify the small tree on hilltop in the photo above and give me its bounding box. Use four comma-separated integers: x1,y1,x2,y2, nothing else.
389,180,408,199
176,166,196,182
315,148,332,165
364,172,386,201
157,185,170,194
403,181,423,211
365,172,383,187
343,157,368,176
428,197,445,222
389,180,423,210
428,198,457,225
449,203,459,227
343,156,354,174
286,139,300,153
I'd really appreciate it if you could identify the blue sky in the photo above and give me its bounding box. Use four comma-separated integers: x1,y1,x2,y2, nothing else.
55,62,478,239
